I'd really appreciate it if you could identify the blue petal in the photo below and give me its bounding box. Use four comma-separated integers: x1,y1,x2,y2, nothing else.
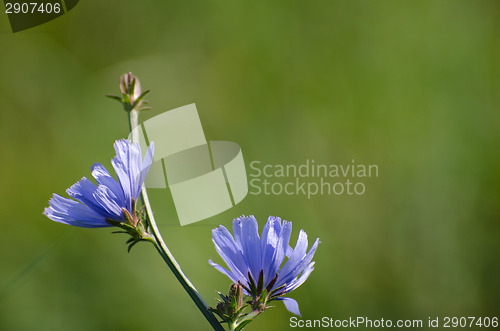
111,139,154,212
277,297,301,316
233,215,262,282
261,217,281,284
66,177,124,221
67,176,124,221
277,236,320,289
212,225,248,282
261,216,282,252
266,220,292,286
91,163,125,203
285,262,315,292
208,260,240,284
92,185,125,221
111,139,139,211
277,230,308,283
134,142,154,199
43,194,110,228
66,177,102,211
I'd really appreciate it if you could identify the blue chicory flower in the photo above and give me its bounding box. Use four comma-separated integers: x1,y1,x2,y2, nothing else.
209,215,320,316
43,139,154,228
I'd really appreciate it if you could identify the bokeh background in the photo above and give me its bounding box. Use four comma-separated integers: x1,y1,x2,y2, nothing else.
1,1,499,330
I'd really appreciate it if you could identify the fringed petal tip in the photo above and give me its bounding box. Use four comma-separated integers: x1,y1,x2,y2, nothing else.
267,215,282,224
233,214,258,223
43,195,111,228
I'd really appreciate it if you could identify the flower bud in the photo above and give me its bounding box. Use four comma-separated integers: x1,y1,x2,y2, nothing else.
229,283,243,311
106,72,150,112
119,72,142,107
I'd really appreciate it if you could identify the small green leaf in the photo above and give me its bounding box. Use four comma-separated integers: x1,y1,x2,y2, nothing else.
269,284,286,297
235,320,253,331
256,270,264,294
260,289,267,303
230,295,238,314
127,240,140,252
131,89,150,109
234,305,248,318
266,274,278,292
105,94,123,102
217,291,228,303
247,272,256,295
128,78,136,95
122,93,132,105
238,281,251,294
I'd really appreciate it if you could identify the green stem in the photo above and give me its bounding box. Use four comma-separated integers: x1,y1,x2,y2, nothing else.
128,110,224,331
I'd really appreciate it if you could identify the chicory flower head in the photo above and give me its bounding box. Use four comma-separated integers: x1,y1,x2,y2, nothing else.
43,139,154,228
209,215,319,316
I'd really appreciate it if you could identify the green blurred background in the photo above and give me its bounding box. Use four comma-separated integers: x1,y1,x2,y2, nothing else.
1,1,499,330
